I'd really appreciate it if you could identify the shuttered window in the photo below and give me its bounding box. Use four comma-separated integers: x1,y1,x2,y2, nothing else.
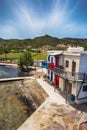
65,60,69,67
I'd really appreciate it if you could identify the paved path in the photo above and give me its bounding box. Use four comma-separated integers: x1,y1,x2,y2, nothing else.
37,78,66,104
18,78,87,130
18,78,67,130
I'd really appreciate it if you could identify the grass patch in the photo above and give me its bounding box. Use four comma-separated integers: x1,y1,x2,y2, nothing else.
0,52,47,61
0,53,22,60
31,52,46,60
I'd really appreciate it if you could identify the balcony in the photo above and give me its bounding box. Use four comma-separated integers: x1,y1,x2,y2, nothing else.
54,67,87,81
48,63,54,71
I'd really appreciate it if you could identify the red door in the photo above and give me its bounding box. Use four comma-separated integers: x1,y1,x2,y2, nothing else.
55,56,59,87
55,56,59,67
55,75,59,87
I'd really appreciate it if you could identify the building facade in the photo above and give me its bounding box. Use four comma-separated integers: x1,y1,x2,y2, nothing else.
47,47,87,104
47,51,63,87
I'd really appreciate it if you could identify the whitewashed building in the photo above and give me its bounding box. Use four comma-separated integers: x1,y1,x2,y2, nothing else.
47,46,87,104
47,51,63,87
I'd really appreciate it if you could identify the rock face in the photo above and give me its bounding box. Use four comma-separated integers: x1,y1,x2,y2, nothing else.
0,79,48,130
79,122,87,130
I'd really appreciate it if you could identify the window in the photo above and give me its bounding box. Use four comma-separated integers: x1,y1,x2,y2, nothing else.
65,60,69,67
48,56,50,62
72,61,76,76
51,57,53,63
83,85,87,92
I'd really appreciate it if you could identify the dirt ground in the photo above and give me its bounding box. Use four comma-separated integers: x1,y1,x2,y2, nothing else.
0,79,48,130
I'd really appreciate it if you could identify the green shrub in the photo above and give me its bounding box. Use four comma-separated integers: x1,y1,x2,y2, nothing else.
18,51,34,71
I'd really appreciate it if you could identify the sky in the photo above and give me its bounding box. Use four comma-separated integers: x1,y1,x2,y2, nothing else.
0,0,87,39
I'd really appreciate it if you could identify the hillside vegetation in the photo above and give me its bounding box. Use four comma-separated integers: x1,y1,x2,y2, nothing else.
0,35,87,54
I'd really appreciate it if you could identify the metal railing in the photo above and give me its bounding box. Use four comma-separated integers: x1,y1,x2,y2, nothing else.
54,67,87,81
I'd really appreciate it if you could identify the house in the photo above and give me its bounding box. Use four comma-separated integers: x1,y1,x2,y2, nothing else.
47,46,87,104
47,50,63,87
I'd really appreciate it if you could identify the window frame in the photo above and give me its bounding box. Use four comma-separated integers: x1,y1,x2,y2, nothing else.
65,60,69,68
48,55,50,62
83,85,87,92
51,57,53,63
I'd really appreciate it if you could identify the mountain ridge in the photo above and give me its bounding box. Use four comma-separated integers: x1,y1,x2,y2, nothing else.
0,35,87,53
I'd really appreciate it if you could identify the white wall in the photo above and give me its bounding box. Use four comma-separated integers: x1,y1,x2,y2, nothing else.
64,55,80,73
67,46,84,52
48,70,55,83
53,72,55,83
76,82,87,103
59,55,63,66
59,78,64,90
47,51,63,64
79,54,87,73
48,70,51,81
47,55,55,63
70,82,77,96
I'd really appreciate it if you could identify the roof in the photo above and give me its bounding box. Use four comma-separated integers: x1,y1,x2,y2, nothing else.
64,51,80,56
47,50,63,56
67,46,84,52
64,51,87,56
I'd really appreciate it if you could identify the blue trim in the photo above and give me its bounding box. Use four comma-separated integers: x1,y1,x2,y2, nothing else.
51,71,53,81
41,61,48,68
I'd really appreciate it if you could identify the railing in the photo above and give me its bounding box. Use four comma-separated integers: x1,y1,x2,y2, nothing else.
54,67,87,81
48,63,54,71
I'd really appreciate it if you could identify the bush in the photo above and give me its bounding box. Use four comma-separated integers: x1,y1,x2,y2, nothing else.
18,51,34,71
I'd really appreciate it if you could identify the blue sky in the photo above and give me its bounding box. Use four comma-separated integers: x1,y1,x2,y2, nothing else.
0,0,87,39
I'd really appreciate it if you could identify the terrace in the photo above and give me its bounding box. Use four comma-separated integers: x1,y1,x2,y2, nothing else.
54,67,87,81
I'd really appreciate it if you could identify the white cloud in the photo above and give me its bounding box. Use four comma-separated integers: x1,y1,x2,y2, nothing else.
63,23,87,38
14,0,68,33
0,0,87,39
0,24,19,39
0,0,74,38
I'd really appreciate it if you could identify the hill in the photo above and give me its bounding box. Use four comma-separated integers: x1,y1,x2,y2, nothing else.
0,35,87,53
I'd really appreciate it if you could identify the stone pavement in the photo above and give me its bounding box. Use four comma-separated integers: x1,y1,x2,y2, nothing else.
17,78,69,130
37,78,66,105
18,77,87,130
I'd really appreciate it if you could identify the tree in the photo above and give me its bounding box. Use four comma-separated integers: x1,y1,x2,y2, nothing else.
18,51,34,71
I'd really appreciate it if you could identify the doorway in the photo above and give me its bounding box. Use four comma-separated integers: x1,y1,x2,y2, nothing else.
55,56,59,67
72,60,76,76
55,75,59,87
